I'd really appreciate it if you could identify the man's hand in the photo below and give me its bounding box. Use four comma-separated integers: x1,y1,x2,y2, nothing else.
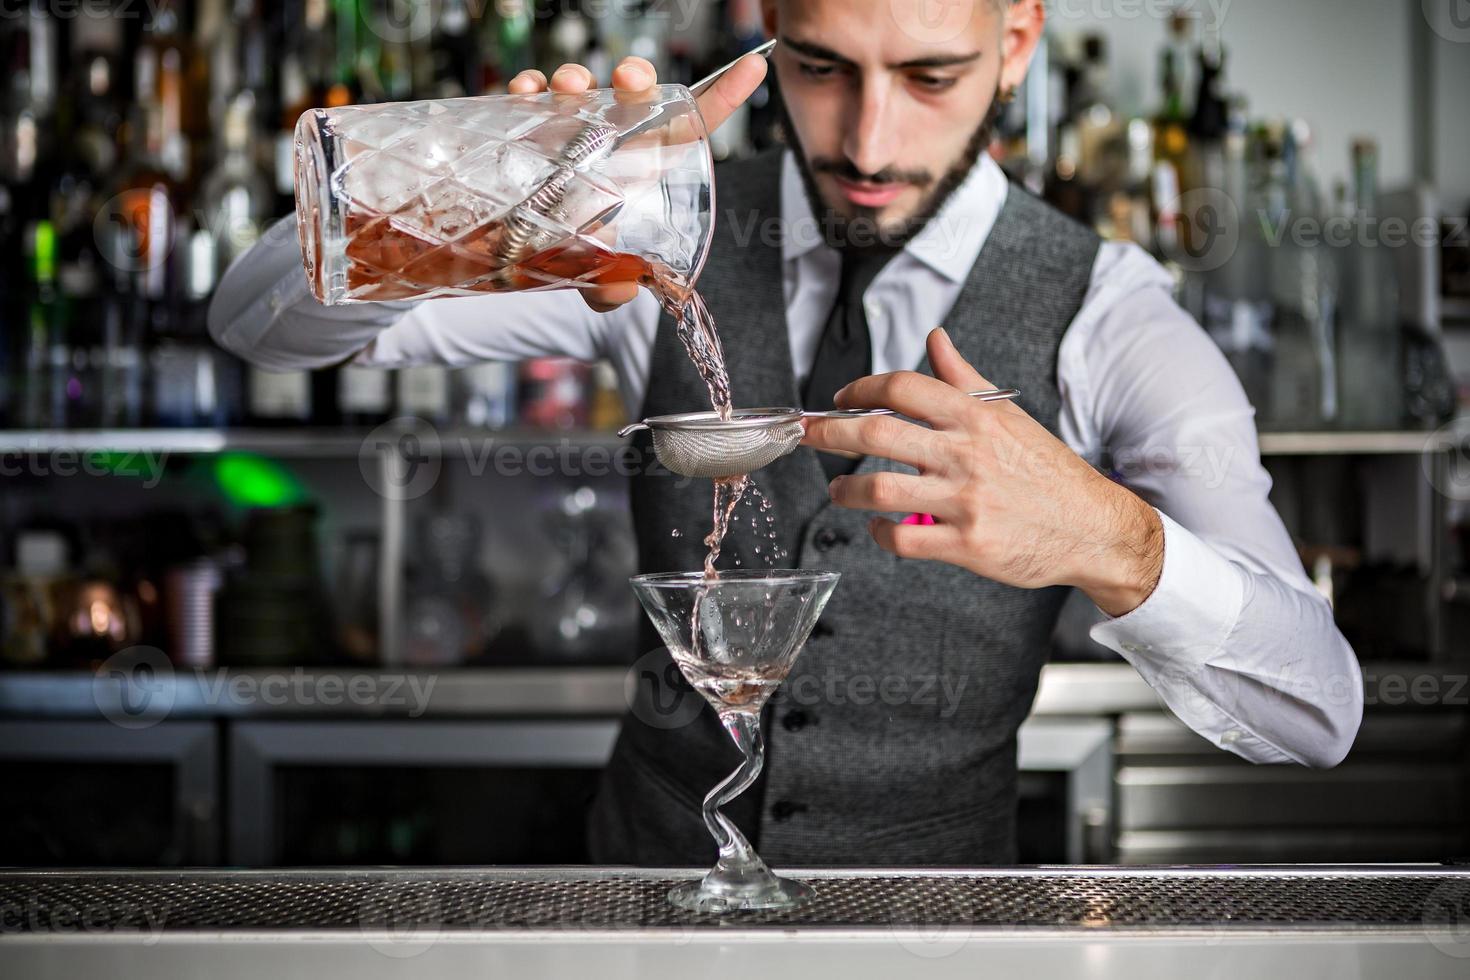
507,54,768,314
801,328,1165,618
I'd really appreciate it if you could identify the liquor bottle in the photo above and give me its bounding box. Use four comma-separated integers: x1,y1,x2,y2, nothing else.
338,365,394,427
27,220,85,429
111,101,179,313
198,92,272,275
1335,139,1403,431
1262,121,1339,431
396,365,451,426
489,0,535,85
432,0,480,98
328,0,361,107
1153,25,1190,190
138,1,195,190
1072,34,1123,199
275,0,332,204
1191,123,1274,417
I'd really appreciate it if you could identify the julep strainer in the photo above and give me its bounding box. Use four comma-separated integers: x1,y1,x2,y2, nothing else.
617,388,1022,479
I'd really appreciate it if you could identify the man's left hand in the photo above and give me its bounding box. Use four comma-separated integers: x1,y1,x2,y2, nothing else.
800,328,1165,617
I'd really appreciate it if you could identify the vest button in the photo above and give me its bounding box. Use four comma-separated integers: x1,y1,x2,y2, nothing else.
781,710,810,732
770,800,808,822
814,528,850,551
811,620,835,639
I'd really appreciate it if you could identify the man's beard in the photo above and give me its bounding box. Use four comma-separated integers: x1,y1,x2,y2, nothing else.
779,87,1008,251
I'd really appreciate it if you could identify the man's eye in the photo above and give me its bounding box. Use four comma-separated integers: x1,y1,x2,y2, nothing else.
911,74,957,92
797,62,838,80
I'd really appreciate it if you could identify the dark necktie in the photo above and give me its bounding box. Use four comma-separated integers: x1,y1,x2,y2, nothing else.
802,246,902,480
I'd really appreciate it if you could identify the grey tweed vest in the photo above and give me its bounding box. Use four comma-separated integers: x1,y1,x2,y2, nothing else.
587,150,1100,867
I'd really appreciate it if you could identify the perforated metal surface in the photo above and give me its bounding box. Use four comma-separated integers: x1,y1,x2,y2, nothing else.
3,869,1468,935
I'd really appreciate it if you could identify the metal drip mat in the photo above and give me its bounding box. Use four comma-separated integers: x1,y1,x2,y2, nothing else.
3,868,1467,934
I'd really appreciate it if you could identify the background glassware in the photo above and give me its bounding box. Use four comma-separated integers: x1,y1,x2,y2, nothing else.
630,569,839,913
293,85,713,307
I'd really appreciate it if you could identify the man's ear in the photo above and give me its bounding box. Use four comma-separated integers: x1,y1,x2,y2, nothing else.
999,0,1047,95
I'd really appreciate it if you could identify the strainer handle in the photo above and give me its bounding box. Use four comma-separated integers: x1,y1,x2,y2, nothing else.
617,421,651,438
803,388,1021,419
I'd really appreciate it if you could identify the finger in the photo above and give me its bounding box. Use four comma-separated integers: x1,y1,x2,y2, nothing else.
507,69,548,94
695,52,767,133
829,471,963,521
611,57,657,92
926,327,993,391
868,516,961,562
582,282,640,313
801,415,945,470
833,371,975,430
548,63,594,93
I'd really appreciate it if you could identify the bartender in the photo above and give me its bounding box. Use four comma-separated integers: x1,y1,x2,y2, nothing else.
210,0,1363,866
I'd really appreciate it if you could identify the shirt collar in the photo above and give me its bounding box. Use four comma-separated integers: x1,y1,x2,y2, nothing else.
778,148,1009,284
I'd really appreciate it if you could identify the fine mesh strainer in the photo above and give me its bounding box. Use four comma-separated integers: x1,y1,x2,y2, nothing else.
618,388,1021,479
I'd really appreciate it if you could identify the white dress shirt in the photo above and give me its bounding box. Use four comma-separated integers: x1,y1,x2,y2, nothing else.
210,151,1364,768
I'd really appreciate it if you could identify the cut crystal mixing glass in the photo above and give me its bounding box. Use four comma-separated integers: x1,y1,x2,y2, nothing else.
294,85,714,305
630,570,840,913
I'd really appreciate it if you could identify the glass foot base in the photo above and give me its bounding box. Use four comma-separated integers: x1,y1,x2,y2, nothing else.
668,869,814,913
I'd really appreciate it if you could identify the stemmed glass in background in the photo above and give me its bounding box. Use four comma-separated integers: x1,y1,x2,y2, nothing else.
630,570,839,913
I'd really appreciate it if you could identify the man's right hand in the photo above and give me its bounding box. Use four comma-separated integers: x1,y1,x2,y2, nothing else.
507,53,768,314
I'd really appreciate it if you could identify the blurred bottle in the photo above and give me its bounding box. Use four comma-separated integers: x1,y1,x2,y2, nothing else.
519,358,590,430
452,362,517,429
1335,138,1403,431
401,514,497,667
139,0,196,191
432,0,480,98
216,505,331,666
22,220,69,429
335,530,380,663
396,365,451,426
0,531,73,668
1191,123,1273,416
275,0,333,206
529,487,637,662
1260,121,1339,431
198,92,271,275
488,0,536,85
589,361,626,432
338,365,394,426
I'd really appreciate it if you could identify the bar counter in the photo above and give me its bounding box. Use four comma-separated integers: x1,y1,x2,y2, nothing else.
2,866,1467,978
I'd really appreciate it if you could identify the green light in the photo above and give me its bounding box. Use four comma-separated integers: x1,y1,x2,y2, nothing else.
212,453,307,508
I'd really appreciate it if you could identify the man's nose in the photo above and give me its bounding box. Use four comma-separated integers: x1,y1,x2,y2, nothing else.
842,79,897,178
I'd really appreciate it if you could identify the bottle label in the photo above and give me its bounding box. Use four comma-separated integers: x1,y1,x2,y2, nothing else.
397,366,449,417
249,368,311,418
339,366,391,413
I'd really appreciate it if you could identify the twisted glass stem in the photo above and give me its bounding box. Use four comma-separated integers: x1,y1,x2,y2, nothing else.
703,709,766,876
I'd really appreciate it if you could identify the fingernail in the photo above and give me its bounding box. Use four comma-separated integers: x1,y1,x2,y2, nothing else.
619,66,650,86
828,476,845,497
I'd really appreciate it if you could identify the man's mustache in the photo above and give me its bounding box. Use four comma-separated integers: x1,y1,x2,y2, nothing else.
809,158,933,188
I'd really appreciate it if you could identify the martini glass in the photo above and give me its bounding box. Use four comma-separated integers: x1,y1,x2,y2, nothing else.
630,569,839,913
